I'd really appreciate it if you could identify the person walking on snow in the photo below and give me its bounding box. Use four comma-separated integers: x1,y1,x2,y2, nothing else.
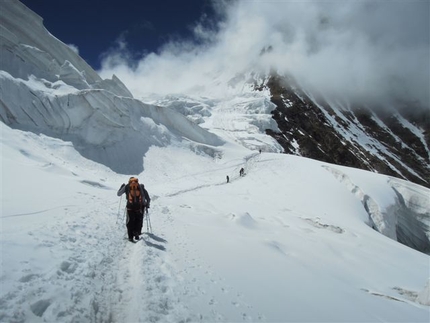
117,177,151,242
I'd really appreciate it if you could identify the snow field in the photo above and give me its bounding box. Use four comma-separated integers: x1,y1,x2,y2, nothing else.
1,123,429,322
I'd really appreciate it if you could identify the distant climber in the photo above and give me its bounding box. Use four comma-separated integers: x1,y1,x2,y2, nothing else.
117,177,151,243
240,168,245,177
226,175,230,183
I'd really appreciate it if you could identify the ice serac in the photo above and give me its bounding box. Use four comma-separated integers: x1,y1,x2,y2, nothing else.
324,165,430,254
0,0,223,174
0,0,130,97
389,178,430,254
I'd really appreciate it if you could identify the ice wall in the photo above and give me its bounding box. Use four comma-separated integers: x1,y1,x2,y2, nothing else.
324,165,430,254
0,0,223,174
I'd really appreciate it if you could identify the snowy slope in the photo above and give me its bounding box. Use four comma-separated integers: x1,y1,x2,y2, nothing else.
1,1,429,322
1,122,429,322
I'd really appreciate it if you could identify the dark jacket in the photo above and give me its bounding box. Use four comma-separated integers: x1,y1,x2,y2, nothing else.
117,183,151,208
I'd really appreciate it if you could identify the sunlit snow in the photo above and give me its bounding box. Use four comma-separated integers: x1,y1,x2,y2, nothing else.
1,1,429,322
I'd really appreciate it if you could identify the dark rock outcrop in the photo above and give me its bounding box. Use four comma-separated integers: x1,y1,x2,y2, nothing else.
262,74,430,188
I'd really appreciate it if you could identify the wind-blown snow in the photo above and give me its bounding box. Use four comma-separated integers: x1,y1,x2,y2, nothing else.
1,1,429,322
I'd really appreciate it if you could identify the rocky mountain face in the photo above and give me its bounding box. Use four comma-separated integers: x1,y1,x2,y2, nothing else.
261,74,430,188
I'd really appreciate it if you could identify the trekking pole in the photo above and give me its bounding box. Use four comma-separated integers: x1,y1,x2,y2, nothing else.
145,210,149,232
145,208,150,232
146,208,152,233
116,196,123,224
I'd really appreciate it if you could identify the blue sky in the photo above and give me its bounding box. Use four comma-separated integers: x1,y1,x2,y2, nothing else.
20,0,215,70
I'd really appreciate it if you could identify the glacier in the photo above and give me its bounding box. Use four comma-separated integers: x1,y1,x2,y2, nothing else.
0,1,429,322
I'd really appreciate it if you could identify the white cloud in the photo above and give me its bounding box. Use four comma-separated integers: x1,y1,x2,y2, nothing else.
67,43,79,55
98,0,429,108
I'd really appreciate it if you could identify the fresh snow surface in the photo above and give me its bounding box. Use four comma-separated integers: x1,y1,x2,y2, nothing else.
1,2,429,321
1,117,429,322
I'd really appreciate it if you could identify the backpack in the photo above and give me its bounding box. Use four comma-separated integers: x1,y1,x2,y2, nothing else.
126,178,143,212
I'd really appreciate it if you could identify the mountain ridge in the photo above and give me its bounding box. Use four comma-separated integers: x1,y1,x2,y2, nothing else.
260,73,430,188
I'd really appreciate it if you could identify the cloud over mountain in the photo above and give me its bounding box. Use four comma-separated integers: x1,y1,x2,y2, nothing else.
99,0,429,108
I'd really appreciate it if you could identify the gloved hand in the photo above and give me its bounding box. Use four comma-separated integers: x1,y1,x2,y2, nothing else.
120,183,125,188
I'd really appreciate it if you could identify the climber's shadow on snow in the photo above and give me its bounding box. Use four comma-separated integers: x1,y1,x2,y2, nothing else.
146,233,167,243
142,233,167,251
